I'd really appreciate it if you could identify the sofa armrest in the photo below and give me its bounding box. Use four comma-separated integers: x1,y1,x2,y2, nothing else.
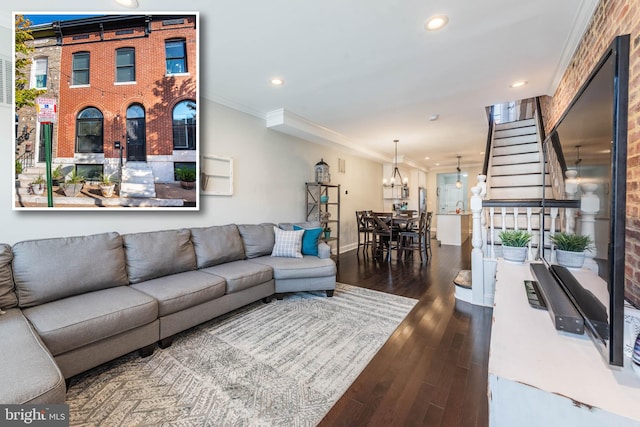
318,242,332,259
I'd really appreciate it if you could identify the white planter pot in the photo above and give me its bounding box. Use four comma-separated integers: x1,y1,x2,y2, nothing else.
99,184,116,197
502,245,527,264
556,249,585,269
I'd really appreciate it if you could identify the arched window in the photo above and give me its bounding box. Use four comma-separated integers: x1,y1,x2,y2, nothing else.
76,107,103,153
172,100,196,150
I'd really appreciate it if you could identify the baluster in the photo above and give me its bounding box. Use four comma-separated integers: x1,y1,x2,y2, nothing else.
513,207,519,231
565,170,579,233
527,207,533,261
490,207,496,259
477,175,488,256
580,183,600,273
549,207,559,263
501,208,507,233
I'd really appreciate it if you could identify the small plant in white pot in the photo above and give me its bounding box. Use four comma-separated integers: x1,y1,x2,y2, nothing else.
61,169,85,197
30,175,46,195
99,173,116,197
550,232,592,269
499,229,532,263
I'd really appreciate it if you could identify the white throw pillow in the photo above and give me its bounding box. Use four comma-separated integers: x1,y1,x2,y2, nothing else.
271,227,304,258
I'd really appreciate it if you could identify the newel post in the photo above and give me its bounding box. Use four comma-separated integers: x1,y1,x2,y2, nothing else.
477,174,488,256
564,170,579,234
471,186,484,305
580,183,599,273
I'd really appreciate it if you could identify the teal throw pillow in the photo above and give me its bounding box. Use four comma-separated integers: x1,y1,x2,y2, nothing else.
293,225,323,256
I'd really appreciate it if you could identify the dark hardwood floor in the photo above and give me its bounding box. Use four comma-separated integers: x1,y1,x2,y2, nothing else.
319,238,492,427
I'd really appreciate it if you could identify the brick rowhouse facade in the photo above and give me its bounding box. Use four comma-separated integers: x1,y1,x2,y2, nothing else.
40,14,197,183
540,0,640,307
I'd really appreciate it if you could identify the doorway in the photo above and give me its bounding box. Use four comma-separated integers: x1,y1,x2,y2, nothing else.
126,104,146,161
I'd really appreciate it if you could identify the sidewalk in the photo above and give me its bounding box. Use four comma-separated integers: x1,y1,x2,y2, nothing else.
15,183,197,208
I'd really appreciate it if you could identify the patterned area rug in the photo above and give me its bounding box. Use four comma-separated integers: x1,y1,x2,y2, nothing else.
66,283,417,426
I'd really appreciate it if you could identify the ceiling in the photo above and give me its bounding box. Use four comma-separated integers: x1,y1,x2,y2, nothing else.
4,0,599,169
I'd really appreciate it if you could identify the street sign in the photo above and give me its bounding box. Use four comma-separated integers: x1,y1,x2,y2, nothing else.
36,97,57,123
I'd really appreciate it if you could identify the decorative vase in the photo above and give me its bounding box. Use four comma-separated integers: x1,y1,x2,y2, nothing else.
324,231,331,240
502,245,527,264
556,249,585,269
320,195,329,204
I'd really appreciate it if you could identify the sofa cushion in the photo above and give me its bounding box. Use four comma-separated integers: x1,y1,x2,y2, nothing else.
248,256,336,279
13,232,129,307
123,229,197,284
0,309,66,404
22,286,158,356
200,260,273,294
0,244,17,310
271,227,304,258
190,224,245,268
131,270,226,317
293,225,323,256
237,223,276,259
277,221,322,231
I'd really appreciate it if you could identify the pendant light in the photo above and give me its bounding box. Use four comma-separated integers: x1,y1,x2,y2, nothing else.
383,139,408,188
456,155,462,188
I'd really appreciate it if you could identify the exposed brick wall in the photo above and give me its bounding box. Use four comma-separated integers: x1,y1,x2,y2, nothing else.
540,0,640,306
56,15,197,160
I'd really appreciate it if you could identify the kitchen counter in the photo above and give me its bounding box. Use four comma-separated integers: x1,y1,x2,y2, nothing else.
436,212,471,246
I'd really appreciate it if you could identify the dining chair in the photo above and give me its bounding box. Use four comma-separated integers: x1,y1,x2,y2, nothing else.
398,211,430,263
371,212,398,262
355,210,374,256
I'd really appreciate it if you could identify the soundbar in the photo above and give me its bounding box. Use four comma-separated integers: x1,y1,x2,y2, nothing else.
530,263,584,334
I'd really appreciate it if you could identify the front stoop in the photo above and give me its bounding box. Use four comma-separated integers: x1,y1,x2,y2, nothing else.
120,162,157,198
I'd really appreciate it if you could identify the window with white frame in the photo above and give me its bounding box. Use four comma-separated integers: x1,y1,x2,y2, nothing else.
31,57,48,89
115,48,135,83
72,52,90,86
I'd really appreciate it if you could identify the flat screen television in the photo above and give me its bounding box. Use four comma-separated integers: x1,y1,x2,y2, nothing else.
538,34,629,366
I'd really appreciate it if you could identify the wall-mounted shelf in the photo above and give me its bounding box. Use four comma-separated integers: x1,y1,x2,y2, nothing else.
201,154,233,196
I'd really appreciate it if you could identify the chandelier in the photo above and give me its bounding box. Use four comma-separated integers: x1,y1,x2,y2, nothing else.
456,155,462,188
383,139,408,188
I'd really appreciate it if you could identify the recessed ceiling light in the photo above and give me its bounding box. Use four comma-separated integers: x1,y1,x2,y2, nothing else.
429,114,439,121
436,163,440,166
480,151,485,155
424,157,430,160
510,80,527,88
425,15,449,31
270,78,285,86
115,0,139,8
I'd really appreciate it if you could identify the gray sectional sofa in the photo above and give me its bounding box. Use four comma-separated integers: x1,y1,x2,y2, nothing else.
0,222,336,405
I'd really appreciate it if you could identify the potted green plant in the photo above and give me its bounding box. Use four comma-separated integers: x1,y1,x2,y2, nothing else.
99,173,116,197
499,229,532,263
30,175,45,196
61,169,84,197
51,165,64,186
323,226,331,240
176,167,196,189
550,232,592,269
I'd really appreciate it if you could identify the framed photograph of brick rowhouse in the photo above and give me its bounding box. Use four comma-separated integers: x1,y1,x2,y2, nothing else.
13,12,199,210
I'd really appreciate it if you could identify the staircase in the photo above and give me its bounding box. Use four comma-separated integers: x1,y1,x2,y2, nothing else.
119,162,157,198
16,166,46,195
488,118,549,200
